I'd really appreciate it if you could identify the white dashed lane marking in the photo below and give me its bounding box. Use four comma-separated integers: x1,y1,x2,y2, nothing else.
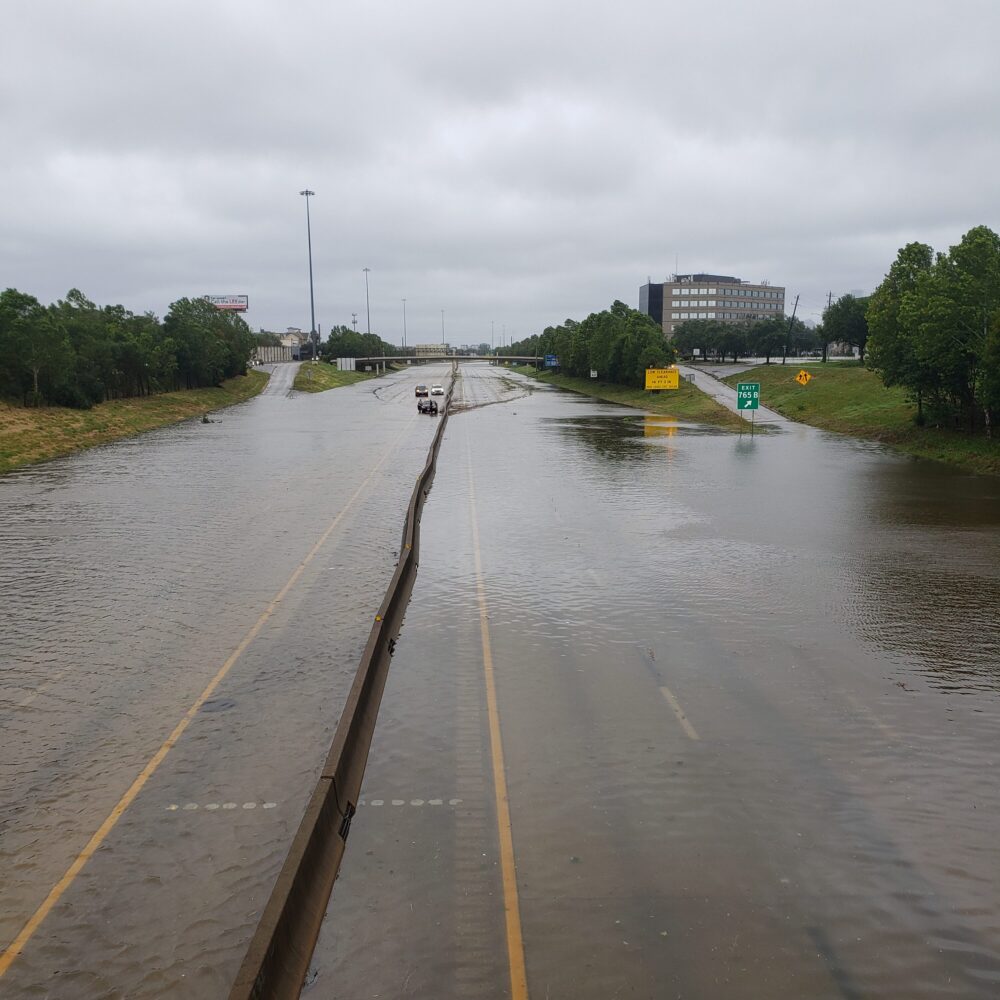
362,797,463,807
165,801,278,812
164,796,465,812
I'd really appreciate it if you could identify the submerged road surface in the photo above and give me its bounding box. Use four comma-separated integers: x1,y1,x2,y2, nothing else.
2,362,999,998
313,364,1000,999
0,362,453,996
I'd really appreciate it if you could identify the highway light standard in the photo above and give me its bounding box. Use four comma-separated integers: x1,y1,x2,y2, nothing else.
363,267,372,335
441,309,445,347
402,298,407,349
299,190,316,356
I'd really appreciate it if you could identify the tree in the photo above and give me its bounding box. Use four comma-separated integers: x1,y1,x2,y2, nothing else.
747,317,785,363
823,294,870,362
866,242,936,421
0,289,75,405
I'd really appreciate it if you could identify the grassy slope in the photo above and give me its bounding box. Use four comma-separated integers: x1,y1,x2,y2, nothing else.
292,363,380,392
0,370,268,474
512,366,745,430
722,363,1000,476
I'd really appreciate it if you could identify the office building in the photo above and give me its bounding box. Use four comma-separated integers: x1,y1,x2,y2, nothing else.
643,274,785,336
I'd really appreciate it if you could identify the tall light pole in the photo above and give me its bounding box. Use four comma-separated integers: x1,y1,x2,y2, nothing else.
441,309,445,347
351,312,357,332
299,190,316,356
401,298,407,349
363,268,372,335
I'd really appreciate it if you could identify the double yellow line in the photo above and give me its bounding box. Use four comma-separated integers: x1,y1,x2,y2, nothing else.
0,419,414,979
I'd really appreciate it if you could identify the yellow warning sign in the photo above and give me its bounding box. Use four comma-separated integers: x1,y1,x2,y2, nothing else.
795,369,812,386
644,368,680,390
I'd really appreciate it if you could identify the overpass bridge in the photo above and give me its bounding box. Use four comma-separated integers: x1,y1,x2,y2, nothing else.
347,355,542,369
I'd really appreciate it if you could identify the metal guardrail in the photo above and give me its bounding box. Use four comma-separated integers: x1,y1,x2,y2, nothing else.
228,376,457,1000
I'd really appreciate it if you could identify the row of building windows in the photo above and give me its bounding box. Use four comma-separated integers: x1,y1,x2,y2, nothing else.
672,299,780,310
670,311,781,321
672,287,782,299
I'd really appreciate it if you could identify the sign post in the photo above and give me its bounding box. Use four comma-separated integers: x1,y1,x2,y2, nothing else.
736,382,760,434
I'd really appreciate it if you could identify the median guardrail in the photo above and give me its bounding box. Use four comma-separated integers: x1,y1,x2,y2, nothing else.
229,375,457,999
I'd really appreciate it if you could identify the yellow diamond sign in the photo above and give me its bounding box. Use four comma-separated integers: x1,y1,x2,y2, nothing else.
795,369,812,386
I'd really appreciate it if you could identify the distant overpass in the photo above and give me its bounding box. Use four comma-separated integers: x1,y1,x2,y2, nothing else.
351,355,541,364
345,355,548,370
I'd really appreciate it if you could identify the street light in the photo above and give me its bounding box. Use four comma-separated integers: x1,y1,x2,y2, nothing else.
363,267,372,335
299,190,316,355
402,298,407,349
441,309,445,347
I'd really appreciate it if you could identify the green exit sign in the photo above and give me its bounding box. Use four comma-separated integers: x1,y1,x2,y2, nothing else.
736,382,760,410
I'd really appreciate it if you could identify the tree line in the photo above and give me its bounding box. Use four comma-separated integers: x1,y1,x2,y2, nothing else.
669,314,820,364
0,289,256,408
319,326,398,360
508,301,674,387
866,225,1000,433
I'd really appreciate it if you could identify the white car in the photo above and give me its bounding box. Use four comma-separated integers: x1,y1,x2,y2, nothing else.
430,384,444,396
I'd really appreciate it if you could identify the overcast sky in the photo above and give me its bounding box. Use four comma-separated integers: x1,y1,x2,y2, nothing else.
3,0,998,344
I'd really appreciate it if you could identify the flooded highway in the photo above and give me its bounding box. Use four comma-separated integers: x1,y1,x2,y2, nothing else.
2,362,1000,998
313,365,1000,999
0,362,452,996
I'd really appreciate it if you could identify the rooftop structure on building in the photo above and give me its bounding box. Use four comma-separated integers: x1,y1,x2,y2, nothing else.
641,274,785,336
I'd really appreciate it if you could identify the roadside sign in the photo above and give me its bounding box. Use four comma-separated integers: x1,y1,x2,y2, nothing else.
796,369,812,386
544,354,559,368
644,368,680,390
736,382,760,410
205,294,248,312
590,370,598,378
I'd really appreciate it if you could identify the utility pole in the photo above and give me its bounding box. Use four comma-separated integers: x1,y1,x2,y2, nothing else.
299,190,316,354
824,290,833,363
782,294,800,365
362,268,372,335
351,313,357,332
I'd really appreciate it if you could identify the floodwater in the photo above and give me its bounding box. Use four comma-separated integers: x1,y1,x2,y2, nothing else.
314,365,1000,999
2,362,999,998
0,363,450,997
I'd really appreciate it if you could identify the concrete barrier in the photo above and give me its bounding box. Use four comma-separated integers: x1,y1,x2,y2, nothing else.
228,375,456,1000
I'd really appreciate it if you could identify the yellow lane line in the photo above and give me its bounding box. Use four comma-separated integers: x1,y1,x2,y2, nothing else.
468,457,530,1000
659,684,701,741
0,417,416,979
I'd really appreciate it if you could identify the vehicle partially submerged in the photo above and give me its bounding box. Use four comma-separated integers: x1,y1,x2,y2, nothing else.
414,384,429,397
417,397,439,414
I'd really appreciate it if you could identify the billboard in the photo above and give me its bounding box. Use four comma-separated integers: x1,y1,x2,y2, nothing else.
544,354,559,367
205,294,249,312
644,367,680,390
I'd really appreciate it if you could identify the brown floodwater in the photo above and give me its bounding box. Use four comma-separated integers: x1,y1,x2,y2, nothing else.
313,364,1000,999
2,362,999,997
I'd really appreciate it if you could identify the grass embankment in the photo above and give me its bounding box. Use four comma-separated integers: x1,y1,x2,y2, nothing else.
0,370,268,474
512,366,745,430
292,362,381,393
722,364,1000,476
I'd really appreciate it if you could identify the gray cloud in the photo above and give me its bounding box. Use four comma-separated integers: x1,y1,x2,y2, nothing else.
3,0,998,340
